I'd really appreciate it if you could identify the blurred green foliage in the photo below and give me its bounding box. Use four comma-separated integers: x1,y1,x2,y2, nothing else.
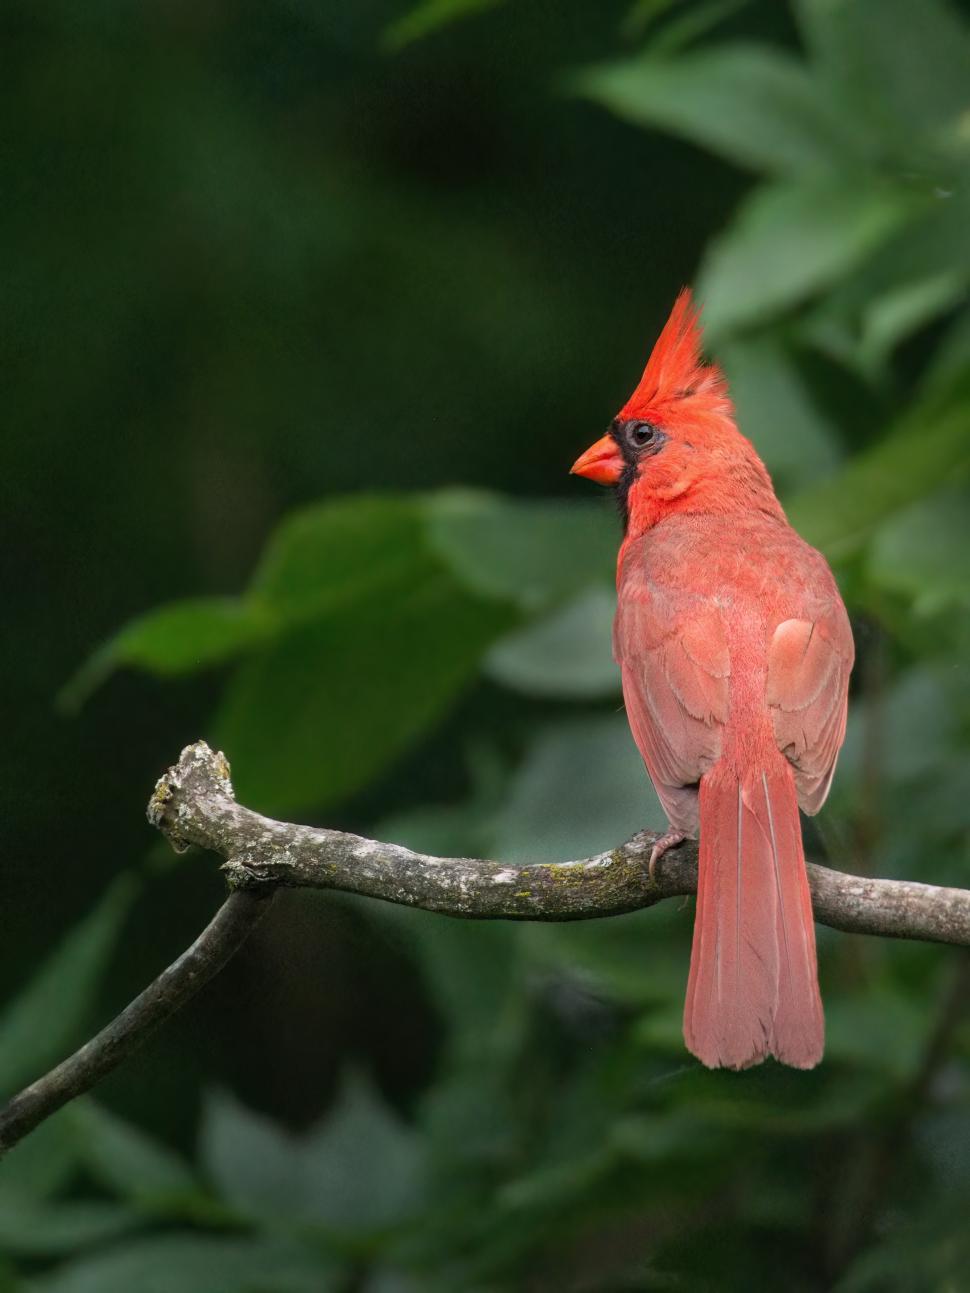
3,0,970,1289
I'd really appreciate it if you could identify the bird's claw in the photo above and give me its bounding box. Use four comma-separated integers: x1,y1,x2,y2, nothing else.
648,830,687,883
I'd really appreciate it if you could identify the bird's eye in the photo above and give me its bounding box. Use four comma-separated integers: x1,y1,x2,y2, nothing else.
627,421,657,449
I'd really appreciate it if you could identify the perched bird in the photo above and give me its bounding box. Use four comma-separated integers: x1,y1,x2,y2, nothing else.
571,290,853,1070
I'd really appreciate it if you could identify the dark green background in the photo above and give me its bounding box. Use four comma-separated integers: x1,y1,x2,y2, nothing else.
3,1,970,1289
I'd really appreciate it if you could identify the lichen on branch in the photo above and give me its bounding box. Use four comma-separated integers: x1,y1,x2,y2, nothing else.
2,739,967,1159
154,742,970,944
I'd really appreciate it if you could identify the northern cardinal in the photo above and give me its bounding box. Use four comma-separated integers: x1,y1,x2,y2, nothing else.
571,290,853,1069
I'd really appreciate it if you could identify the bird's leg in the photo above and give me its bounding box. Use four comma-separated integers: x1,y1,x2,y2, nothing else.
648,828,687,882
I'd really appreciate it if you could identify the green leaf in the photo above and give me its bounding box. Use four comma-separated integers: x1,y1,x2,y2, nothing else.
632,1002,692,1053
201,1074,427,1234
0,1109,78,1203
0,876,137,1096
826,991,928,1081
217,566,514,813
787,372,970,559
795,0,970,142
621,0,678,40
299,1070,428,1234
868,488,970,612
495,1150,612,1216
249,495,430,620
199,1089,309,1221
837,1198,970,1293
660,1070,879,1135
59,598,268,714
645,0,751,57
427,492,616,611
375,746,506,860
64,492,614,784
528,904,685,1008
32,1234,335,1293
610,1109,726,1164
69,1098,201,1208
834,667,958,802
484,585,619,698
382,0,506,52
797,195,970,386
61,493,478,712
856,272,967,375
577,44,850,176
927,299,970,393
876,667,961,787
369,898,522,1047
0,1201,138,1256
495,715,662,864
698,175,916,339
718,336,841,490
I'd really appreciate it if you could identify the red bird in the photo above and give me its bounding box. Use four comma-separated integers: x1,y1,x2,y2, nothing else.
571,290,853,1070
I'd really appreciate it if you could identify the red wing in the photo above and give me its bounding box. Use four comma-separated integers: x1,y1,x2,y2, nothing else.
614,584,730,835
767,607,854,814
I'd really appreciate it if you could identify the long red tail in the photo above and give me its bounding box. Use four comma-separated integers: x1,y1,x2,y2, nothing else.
683,758,823,1070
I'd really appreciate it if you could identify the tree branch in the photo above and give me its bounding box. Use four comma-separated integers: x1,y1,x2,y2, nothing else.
0,889,275,1156
154,742,970,944
1,739,967,1156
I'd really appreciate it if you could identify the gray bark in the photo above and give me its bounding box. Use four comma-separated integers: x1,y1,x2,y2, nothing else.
155,742,970,943
2,739,967,1157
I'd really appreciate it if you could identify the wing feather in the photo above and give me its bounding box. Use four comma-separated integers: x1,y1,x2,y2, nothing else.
767,609,854,815
615,584,730,836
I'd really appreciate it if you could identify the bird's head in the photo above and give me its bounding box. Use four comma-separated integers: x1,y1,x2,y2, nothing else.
571,289,779,536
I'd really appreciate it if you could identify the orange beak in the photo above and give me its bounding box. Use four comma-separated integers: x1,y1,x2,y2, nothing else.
570,433,624,485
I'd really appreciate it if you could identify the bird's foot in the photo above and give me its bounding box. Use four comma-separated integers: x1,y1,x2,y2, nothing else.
648,829,687,883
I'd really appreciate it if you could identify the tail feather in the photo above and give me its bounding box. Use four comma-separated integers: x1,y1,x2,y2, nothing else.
684,761,823,1070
